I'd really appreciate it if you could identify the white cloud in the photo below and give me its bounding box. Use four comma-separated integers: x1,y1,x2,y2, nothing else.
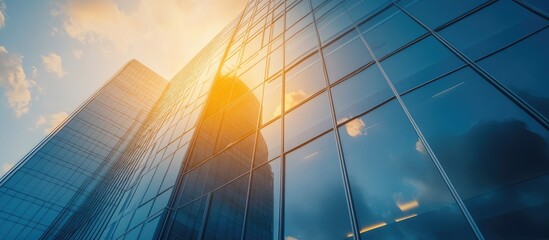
273,90,308,116
34,115,47,128
58,0,248,78
1,162,14,176
0,45,33,117
72,49,83,59
344,118,366,137
415,139,427,154
36,112,69,134
0,2,6,29
42,52,66,77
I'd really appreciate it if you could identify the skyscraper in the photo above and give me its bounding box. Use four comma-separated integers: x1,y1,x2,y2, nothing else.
2,0,549,239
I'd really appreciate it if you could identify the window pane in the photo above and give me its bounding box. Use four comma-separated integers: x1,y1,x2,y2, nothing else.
439,0,546,60
478,28,549,119
268,46,283,78
169,196,208,240
522,0,549,15
284,92,332,151
323,30,373,84
339,100,475,239
285,25,318,66
203,174,249,240
286,0,311,28
216,87,262,151
262,77,282,124
245,158,281,240
284,132,352,240
255,119,281,166
285,53,326,110
359,6,426,59
343,0,390,23
332,64,392,121
399,0,486,29
404,67,549,239
381,36,464,93
204,134,254,193
317,6,353,43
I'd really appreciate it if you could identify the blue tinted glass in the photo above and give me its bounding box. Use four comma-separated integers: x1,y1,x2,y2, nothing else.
285,53,326,110
359,6,426,58
343,0,390,23
245,158,281,240
404,67,549,239
323,30,373,84
439,0,546,60
169,196,208,240
523,0,549,15
399,0,486,29
339,100,475,239
203,174,249,240
255,120,281,166
478,28,549,119
284,92,332,151
331,64,392,121
317,6,353,43
139,215,161,240
285,25,318,66
203,134,254,193
381,36,464,93
178,161,210,206
284,132,353,240
286,0,311,28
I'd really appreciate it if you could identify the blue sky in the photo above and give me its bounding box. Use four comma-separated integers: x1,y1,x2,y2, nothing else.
0,0,247,176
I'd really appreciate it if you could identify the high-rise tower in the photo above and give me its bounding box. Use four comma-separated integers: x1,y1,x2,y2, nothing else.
1,0,548,239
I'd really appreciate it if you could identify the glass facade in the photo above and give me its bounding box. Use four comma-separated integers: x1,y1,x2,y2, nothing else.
1,0,548,239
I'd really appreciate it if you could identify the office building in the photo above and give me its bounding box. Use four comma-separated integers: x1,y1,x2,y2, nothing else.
1,0,549,239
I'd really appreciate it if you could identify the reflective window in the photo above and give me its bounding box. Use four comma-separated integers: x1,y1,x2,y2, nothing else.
323,30,372,84
245,158,281,240
255,120,281,166
332,64,392,121
285,25,318,66
439,0,546,60
522,0,549,15
177,162,210,206
139,215,161,240
169,196,208,240
284,132,352,240
189,112,223,167
204,134,254,193
285,53,326,110
284,92,332,151
404,67,549,239
478,28,549,119
399,0,486,29
359,6,426,59
238,58,266,91
267,46,283,78
381,36,464,93
286,0,311,28
317,6,353,43
272,16,284,39
286,14,314,39
343,0,389,23
203,174,249,240
262,77,282,124
216,87,262,151
339,100,475,239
